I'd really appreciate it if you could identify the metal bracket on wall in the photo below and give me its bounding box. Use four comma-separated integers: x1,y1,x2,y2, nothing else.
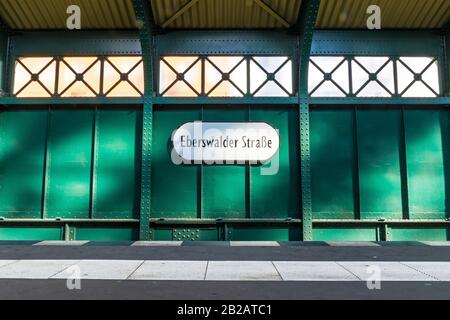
295,0,321,241
133,0,155,240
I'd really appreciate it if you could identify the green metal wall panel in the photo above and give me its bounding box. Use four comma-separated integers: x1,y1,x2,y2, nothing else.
389,227,448,241
152,106,200,217
250,106,300,219
45,110,93,218
230,226,293,241
404,110,448,219
75,226,138,241
93,109,141,219
311,110,356,219
0,226,62,240
313,227,379,241
357,110,403,219
0,110,47,217
202,107,247,218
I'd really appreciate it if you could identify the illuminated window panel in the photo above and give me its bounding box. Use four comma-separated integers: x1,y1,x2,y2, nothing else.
14,57,56,97
352,57,394,97
58,57,100,97
308,56,440,97
159,56,201,97
158,55,293,97
205,56,246,97
397,57,439,97
13,55,144,98
104,56,144,97
309,57,348,97
250,57,292,97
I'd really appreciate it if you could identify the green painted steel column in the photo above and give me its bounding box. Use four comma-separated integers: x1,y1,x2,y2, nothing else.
133,0,155,240
0,18,9,96
445,22,449,96
295,0,320,240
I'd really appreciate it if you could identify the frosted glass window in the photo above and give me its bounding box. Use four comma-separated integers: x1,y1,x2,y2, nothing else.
104,56,144,97
250,57,292,96
159,56,201,96
14,57,56,97
309,57,348,97
352,57,394,97
14,55,144,98
397,57,439,97
205,56,246,97
308,55,440,97
58,57,100,97
159,55,293,97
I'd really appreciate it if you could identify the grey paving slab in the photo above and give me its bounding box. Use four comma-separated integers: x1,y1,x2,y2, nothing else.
129,260,207,280
273,261,359,281
206,261,281,281
421,241,450,246
230,241,280,247
326,241,380,247
131,241,182,246
33,241,89,246
51,260,143,280
402,262,450,280
0,260,77,279
338,261,436,281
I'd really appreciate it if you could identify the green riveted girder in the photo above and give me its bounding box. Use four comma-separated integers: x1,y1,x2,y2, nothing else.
445,21,449,96
295,0,321,241
0,17,9,96
132,0,155,240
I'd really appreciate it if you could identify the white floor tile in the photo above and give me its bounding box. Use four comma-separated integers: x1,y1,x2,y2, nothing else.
421,241,450,246
326,241,380,247
129,260,207,280
131,241,182,246
0,260,78,279
402,262,450,280
274,261,359,281
338,261,436,281
51,260,143,280
206,261,281,281
230,241,280,247
33,241,88,246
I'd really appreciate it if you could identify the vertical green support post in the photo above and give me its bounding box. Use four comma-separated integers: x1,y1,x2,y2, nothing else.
295,0,320,241
0,18,10,96
445,21,449,96
133,0,155,240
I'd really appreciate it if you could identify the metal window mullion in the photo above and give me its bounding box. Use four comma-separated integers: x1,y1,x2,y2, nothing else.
393,57,399,97
348,56,353,96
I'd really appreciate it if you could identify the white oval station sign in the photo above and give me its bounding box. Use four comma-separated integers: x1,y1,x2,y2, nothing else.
171,121,279,164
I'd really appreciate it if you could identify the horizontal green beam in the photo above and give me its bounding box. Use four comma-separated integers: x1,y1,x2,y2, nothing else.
310,97,450,105
0,219,139,223
0,97,144,105
0,96,448,106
